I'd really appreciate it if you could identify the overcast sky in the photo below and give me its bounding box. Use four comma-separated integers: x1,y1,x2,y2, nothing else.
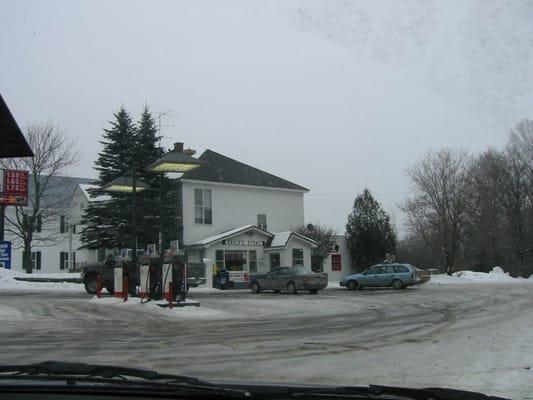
2,0,532,234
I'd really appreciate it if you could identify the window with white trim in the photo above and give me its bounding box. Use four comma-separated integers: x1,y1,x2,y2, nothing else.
31,251,41,270
194,189,212,224
249,250,257,273
60,252,69,270
257,214,267,230
292,248,304,266
60,216,69,233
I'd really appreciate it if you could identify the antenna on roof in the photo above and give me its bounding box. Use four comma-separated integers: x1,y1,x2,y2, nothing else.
151,109,176,148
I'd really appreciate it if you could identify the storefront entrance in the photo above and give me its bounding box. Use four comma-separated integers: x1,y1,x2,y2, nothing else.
214,249,257,289
224,250,247,271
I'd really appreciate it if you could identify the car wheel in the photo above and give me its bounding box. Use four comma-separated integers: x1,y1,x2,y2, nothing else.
251,281,261,293
392,279,403,290
84,275,97,294
347,280,358,290
287,282,297,294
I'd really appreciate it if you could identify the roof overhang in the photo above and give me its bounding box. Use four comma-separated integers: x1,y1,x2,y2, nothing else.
181,179,309,193
0,94,33,158
187,225,274,249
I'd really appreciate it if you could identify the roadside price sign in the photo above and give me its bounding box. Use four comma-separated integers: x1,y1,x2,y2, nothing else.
0,169,28,206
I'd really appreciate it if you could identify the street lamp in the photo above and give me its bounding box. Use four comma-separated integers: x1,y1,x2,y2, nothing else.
146,142,204,271
102,175,149,271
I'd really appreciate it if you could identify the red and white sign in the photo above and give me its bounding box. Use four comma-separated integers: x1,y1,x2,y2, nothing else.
0,169,28,206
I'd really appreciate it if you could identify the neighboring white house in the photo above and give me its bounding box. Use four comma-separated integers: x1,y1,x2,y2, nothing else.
5,176,96,273
322,235,356,282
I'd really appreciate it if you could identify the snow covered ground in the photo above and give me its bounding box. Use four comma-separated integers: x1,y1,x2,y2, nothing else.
2,271,533,398
88,296,233,320
0,267,82,292
428,266,531,285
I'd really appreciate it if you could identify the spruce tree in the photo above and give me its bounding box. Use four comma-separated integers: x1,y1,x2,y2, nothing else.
80,107,137,249
134,106,180,250
81,106,180,253
135,106,162,249
346,188,397,270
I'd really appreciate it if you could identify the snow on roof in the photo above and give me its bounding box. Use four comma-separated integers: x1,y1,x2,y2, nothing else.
269,231,292,247
189,225,273,247
267,231,318,249
79,184,112,202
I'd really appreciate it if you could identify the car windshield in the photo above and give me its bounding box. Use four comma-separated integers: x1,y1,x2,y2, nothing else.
1,2,532,400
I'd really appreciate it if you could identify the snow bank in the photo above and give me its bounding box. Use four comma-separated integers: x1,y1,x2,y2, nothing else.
428,267,530,285
89,296,233,320
0,267,82,292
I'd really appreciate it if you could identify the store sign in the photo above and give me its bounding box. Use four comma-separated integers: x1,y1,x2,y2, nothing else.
229,272,249,283
222,239,266,246
0,169,29,206
0,241,11,269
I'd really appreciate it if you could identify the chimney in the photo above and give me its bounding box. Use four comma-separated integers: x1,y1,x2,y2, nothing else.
173,142,184,152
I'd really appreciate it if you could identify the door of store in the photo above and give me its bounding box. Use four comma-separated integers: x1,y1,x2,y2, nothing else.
224,250,249,289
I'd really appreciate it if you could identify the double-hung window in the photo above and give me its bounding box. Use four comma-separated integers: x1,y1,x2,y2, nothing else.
257,214,267,230
31,251,41,270
60,252,69,270
60,216,69,233
292,248,304,266
194,189,212,224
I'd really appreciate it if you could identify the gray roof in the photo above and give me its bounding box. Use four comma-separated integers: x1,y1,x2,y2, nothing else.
28,175,93,209
182,150,309,192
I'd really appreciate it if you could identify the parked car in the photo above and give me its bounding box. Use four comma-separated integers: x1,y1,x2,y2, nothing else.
250,266,328,294
340,263,424,290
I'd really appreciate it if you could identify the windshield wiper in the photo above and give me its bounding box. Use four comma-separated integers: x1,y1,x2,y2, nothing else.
290,385,509,400
0,361,250,398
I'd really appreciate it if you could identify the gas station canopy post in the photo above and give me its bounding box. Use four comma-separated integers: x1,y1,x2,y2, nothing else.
102,173,149,292
146,142,203,303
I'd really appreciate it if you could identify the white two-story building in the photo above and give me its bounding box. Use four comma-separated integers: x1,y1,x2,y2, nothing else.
178,149,318,287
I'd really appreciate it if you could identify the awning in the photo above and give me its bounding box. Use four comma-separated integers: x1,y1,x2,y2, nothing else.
0,94,33,158
187,225,274,249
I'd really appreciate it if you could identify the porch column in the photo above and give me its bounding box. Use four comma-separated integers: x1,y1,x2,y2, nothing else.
203,257,213,288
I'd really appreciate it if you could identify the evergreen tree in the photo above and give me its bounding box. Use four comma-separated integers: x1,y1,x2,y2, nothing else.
135,106,180,250
80,107,137,249
81,106,181,253
346,188,397,270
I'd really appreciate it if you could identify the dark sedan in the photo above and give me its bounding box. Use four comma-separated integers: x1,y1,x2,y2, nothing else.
250,266,328,294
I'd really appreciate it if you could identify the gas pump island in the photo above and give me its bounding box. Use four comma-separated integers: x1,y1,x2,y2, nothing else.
82,247,200,308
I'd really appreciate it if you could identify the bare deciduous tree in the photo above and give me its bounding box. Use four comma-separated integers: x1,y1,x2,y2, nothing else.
296,223,337,270
402,149,472,275
1,123,79,273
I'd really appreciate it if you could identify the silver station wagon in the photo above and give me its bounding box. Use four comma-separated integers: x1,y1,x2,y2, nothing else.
340,263,424,290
